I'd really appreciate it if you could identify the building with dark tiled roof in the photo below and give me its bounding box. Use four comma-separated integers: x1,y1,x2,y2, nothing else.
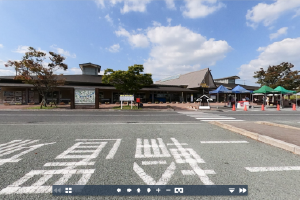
0,63,259,106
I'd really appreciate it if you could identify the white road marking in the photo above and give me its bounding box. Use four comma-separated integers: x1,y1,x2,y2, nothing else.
106,139,122,159
196,118,236,120
167,143,188,146
201,120,244,122
200,141,249,144
245,166,300,172
133,162,176,185
169,138,214,185
0,140,55,166
142,161,167,165
135,138,171,158
181,170,216,175
0,139,121,194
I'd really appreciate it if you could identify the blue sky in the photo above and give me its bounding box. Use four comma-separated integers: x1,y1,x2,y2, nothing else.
1,0,300,86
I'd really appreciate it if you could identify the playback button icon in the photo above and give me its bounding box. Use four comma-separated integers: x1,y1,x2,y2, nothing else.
239,188,247,193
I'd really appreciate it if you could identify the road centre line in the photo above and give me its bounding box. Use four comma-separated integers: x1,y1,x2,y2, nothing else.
200,141,249,143
245,166,300,172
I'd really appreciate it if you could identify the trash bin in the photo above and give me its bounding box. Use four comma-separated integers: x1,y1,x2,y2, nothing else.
140,103,143,108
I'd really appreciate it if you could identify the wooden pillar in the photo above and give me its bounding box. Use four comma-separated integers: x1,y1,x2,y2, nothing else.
25,88,29,104
70,88,75,109
95,88,99,109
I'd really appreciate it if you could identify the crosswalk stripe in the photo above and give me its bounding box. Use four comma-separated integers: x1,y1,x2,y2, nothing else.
177,111,244,122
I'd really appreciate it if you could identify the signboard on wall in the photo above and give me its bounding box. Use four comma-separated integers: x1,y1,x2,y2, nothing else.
75,89,95,104
120,95,134,101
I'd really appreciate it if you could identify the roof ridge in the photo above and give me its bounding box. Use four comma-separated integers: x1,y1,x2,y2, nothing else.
180,68,209,77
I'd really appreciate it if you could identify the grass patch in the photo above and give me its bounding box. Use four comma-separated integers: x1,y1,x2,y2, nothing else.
113,105,141,110
26,106,59,109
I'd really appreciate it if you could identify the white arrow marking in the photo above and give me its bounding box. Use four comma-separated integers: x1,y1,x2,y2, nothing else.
133,162,176,185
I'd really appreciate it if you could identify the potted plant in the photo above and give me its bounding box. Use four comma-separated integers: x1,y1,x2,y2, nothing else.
105,102,110,105
166,102,170,104
59,102,65,105
148,102,152,104
4,103,10,106
155,101,159,104
27,102,35,105
171,101,175,104
160,102,163,104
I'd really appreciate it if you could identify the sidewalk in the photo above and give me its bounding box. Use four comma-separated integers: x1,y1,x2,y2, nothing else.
211,121,300,155
0,103,198,111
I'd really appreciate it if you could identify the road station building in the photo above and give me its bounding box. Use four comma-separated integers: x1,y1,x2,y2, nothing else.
0,63,258,106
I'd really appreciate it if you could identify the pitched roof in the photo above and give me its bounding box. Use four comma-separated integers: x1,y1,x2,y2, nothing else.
155,68,214,89
214,76,240,80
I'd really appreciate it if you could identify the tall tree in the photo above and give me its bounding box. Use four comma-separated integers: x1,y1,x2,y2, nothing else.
5,47,68,108
102,64,153,98
253,62,300,90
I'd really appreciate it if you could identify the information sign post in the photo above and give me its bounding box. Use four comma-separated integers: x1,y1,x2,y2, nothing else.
119,95,134,109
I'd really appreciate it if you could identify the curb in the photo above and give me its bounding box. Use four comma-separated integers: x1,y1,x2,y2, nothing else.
209,121,300,156
256,121,300,131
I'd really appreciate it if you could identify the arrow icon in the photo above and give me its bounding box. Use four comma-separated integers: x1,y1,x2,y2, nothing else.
229,188,235,193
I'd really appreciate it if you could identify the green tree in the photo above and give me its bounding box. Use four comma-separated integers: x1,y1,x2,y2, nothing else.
253,62,300,90
102,64,153,97
5,47,68,108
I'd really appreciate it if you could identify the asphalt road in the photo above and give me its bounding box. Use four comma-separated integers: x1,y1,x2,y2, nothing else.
0,110,300,200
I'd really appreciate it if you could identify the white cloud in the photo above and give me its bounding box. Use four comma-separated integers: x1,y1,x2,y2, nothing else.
0,60,15,76
152,21,161,27
165,0,176,10
0,44,3,48
108,44,120,53
103,0,152,14
105,14,114,26
269,27,288,40
50,45,76,58
144,25,232,80
167,18,172,26
0,69,15,76
13,46,30,54
115,27,149,48
246,0,300,28
238,37,300,85
293,8,300,18
94,0,105,8
121,0,152,13
182,0,225,19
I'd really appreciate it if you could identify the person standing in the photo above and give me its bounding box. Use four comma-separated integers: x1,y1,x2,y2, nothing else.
266,96,270,106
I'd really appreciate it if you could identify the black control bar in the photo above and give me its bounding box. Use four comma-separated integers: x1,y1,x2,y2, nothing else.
53,185,248,196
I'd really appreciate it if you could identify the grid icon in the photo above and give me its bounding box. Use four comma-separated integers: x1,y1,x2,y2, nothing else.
65,188,72,194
